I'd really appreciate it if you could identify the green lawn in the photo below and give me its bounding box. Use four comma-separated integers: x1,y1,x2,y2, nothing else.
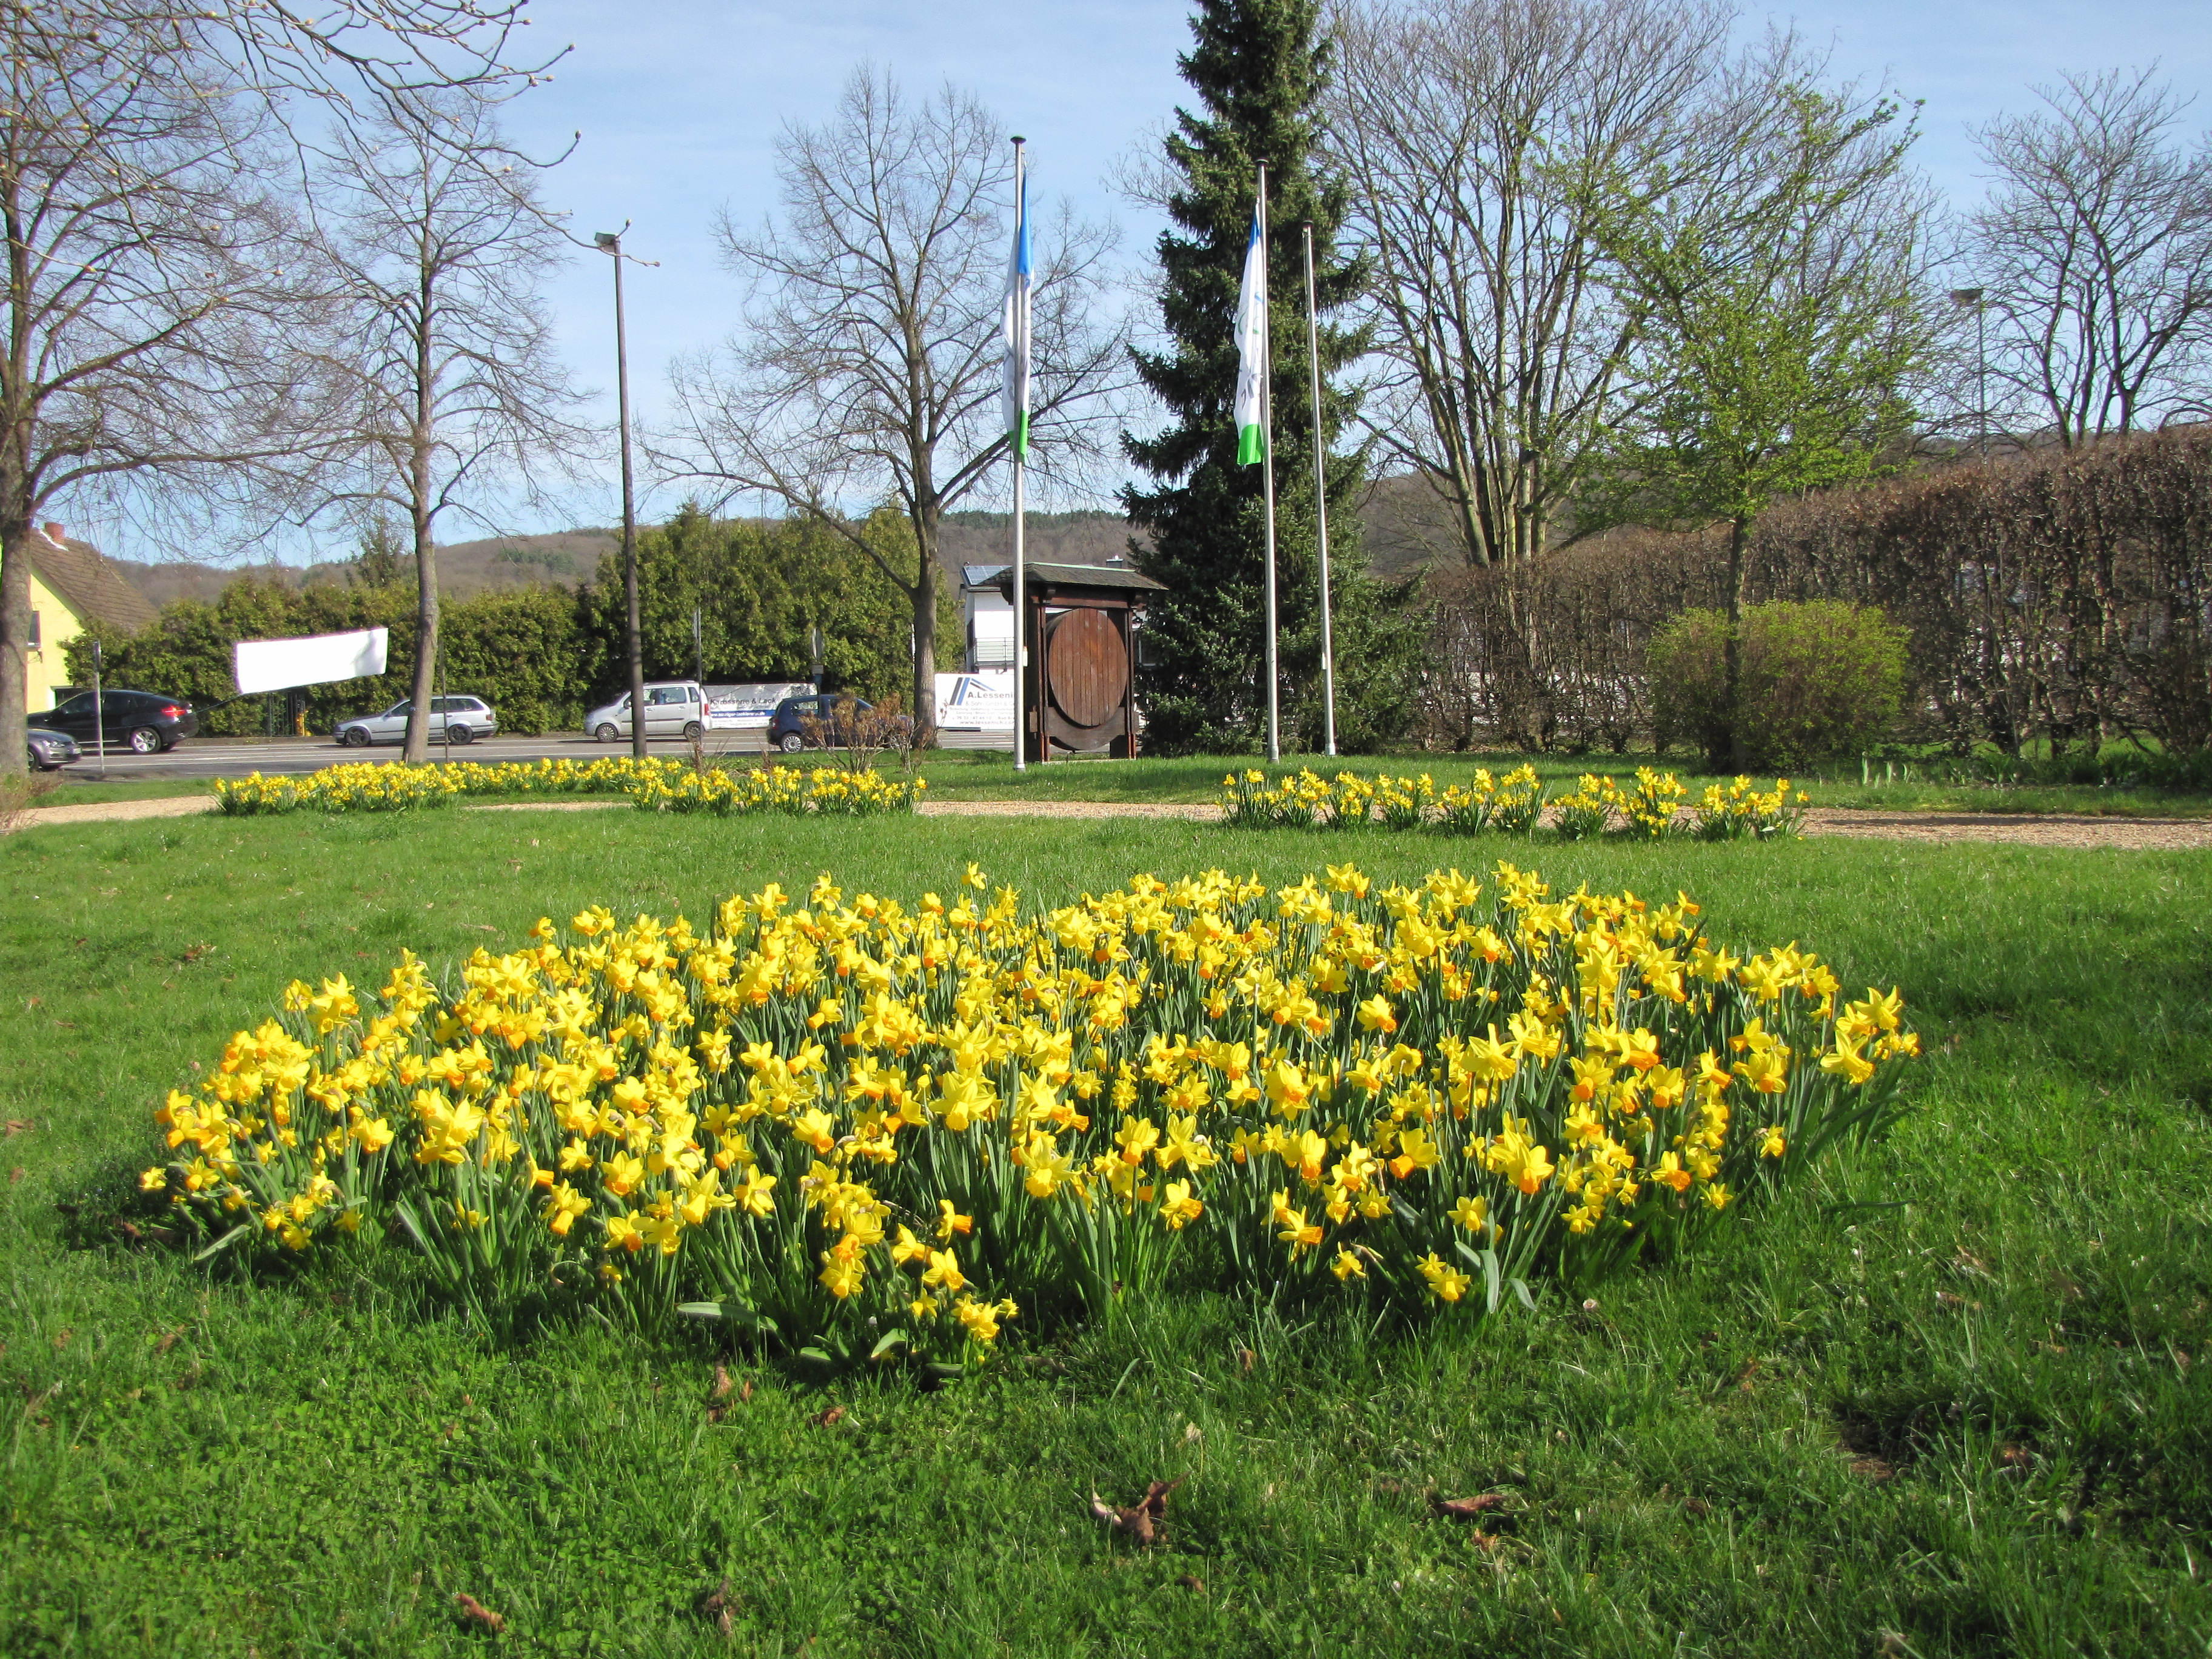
1,808,2207,1656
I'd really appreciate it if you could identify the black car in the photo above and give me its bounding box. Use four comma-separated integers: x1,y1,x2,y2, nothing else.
766,693,913,753
26,728,79,771
41,689,199,754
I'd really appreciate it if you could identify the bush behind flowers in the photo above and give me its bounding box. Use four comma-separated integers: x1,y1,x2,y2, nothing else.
142,859,1914,1367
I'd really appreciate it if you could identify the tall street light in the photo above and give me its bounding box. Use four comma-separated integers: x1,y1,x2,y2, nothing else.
598,226,653,759
1950,287,1987,460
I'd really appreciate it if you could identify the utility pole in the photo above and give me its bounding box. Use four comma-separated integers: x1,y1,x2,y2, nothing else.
1301,223,1336,757
598,225,655,759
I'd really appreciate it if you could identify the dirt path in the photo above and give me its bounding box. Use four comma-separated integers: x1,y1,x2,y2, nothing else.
10,791,2208,850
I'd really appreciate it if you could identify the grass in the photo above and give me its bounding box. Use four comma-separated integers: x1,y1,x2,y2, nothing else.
1,808,2208,1655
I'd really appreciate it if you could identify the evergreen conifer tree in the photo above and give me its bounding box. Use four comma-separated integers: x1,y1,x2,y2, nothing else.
1125,0,1417,754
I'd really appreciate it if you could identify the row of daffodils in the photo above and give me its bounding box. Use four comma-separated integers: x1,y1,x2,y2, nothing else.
1222,767,1808,840
214,757,921,817
144,861,1913,1364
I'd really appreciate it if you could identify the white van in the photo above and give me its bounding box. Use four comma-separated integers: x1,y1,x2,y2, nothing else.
586,680,708,743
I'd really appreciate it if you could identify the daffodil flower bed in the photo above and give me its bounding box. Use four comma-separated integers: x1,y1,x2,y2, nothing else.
1223,768,1808,840
213,757,922,817
142,860,1912,1366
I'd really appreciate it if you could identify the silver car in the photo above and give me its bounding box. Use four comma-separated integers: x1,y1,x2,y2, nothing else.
335,695,498,746
586,681,707,743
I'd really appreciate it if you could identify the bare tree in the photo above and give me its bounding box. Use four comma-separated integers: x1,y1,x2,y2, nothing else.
1327,0,1732,566
0,6,329,776
1968,68,2212,446
660,66,1123,745
306,92,585,763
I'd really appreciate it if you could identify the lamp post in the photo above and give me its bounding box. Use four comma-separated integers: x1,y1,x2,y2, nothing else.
1950,287,1987,460
597,226,653,759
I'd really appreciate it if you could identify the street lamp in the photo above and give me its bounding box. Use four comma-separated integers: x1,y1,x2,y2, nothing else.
597,226,653,759
1950,287,1987,460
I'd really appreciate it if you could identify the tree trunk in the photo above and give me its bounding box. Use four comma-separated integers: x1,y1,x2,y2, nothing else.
1724,513,1750,772
911,511,939,749
0,517,30,781
403,503,438,763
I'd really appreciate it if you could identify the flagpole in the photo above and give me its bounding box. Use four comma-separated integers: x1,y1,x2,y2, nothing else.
1302,223,1336,757
1258,163,1280,764
1010,136,1029,773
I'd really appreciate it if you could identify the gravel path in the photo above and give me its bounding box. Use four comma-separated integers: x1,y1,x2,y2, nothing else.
9,791,2207,850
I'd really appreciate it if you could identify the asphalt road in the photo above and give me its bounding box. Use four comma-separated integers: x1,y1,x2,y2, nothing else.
45,731,776,785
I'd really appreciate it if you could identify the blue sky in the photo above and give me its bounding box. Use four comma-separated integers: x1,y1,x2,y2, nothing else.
382,0,2212,541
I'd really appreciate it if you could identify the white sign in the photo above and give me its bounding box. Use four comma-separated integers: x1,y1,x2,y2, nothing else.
936,670,1014,731
233,627,389,695
704,681,814,728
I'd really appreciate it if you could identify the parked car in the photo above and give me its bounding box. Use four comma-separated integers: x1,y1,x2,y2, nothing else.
26,727,79,771
766,692,911,753
39,689,199,754
586,681,708,743
335,695,498,746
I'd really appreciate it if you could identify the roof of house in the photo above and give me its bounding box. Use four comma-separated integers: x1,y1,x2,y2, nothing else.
27,526,158,635
986,560,1166,597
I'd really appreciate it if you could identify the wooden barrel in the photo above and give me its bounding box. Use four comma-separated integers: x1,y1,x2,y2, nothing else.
1047,608,1128,728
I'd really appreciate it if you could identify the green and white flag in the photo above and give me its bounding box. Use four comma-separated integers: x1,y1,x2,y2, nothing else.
1233,199,1268,464
1001,169,1032,460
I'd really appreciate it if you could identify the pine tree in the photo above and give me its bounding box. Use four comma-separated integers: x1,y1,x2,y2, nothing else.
1125,0,1418,754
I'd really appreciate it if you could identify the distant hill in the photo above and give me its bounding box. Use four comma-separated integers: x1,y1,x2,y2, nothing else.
110,486,1456,612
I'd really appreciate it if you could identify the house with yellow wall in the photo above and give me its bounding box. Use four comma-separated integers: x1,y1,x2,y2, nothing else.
24,522,158,713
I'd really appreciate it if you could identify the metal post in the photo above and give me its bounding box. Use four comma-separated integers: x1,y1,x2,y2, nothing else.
1302,224,1336,758
1257,163,1279,765
1011,136,1029,773
91,638,104,779
598,226,649,760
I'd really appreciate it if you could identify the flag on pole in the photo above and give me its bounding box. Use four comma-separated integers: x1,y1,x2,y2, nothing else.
1233,199,1268,465
1001,170,1032,459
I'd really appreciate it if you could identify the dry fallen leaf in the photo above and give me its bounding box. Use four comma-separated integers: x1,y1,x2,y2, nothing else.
3,1119,32,1136
1090,1475,1185,1545
155,1327,182,1355
1850,1456,1895,1483
452,1592,504,1632
712,1364,736,1400
813,1405,846,1428
1683,1496,1712,1518
1429,1492,1509,1520
1174,1573,1205,1592
739,1377,754,1403
701,1577,736,1636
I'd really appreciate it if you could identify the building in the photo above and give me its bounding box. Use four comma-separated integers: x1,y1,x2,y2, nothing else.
22,523,159,712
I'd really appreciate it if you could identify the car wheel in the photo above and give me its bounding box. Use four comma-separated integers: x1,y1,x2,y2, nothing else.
595,723,620,744
683,721,703,742
341,727,369,748
128,726,163,755
446,725,473,745
779,732,805,754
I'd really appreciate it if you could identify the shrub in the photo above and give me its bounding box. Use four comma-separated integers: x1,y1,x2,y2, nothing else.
1651,601,1908,769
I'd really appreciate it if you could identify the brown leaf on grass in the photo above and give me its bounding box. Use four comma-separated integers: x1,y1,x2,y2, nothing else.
1235,1346,1255,1373
452,1592,504,1632
1998,1444,2031,1469
1174,1573,1205,1592
712,1364,736,1400
155,1327,182,1355
1429,1492,1509,1520
1683,1496,1712,1518
3,1119,32,1136
813,1405,845,1428
1849,1456,1895,1483
51,1329,70,1351
701,1578,737,1636
740,1377,754,1403
1090,1475,1185,1545
7,1167,22,1185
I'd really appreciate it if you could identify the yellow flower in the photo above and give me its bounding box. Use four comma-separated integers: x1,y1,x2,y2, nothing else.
1159,1179,1203,1230
936,1199,973,1240
922,1248,967,1293
1330,1247,1366,1281
1415,1252,1470,1302
543,1181,591,1236
1449,1194,1489,1233
139,1167,168,1192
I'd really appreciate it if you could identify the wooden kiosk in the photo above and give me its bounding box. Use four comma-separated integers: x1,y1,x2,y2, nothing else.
988,561,1164,763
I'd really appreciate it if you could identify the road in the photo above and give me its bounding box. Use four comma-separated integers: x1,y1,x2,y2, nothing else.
45,731,771,785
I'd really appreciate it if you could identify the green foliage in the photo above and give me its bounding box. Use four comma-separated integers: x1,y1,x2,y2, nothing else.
581,504,959,709
1651,601,1911,768
1123,0,1419,754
